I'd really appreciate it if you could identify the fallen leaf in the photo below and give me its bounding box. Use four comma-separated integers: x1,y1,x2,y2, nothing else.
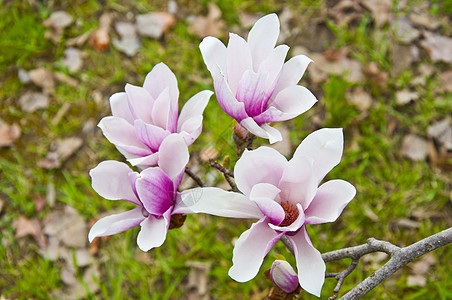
392,17,420,44
395,218,420,229
40,236,61,261
38,137,83,169
0,122,21,147
323,47,349,61
408,13,440,30
61,266,78,286
66,30,92,47
391,45,420,76
28,68,55,94
43,11,74,30
0,198,4,214
396,89,419,105
54,72,79,88
360,0,392,27
168,0,178,14
14,216,46,248
407,253,435,287
439,71,452,93
19,92,49,113
363,62,388,86
401,134,429,161
18,68,31,83
61,48,83,72
277,7,294,43
428,118,452,151
417,63,435,77
47,182,56,207
328,0,364,26
115,22,137,38
420,31,452,63
136,12,176,39
189,2,225,39
37,152,59,169
308,52,364,83
346,87,373,111
113,36,141,57
34,195,46,213
239,12,261,29
43,206,87,248
90,29,110,51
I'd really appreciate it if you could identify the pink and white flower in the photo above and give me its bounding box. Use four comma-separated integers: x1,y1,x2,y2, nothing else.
181,128,356,296
270,260,299,293
199,13,317,143
99,63,213,168
88,135,192,252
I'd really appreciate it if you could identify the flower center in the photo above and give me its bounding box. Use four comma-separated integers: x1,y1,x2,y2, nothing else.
279,201,299,227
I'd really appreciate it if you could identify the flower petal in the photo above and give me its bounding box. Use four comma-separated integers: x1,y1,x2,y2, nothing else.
234,146,287,196
272,55,312,98
158,134,189,182
236,70,268,117
124,83,154,124
227,33,253,96
247,13,280,71
90,160,140,205
136,167,174,216
249,183,284,225
151,87,172,131
287,227,325,297
213,66,248,121
128,152,159,168
88,207,144,242
305,179,356,224
199,36,227,74
136,207,171,252
258,44,289,97
177,187,263,218
98,116,152,156
270,260,299,293
269,85,317,120
110,92,134,124
293,128,344,184
239,117,282,144
268,203,305,232
279,154,317,210
228,217,283,282
134,119,170,152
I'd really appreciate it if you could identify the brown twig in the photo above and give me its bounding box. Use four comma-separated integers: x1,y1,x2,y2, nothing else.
209,159,237,192
184,167,205,187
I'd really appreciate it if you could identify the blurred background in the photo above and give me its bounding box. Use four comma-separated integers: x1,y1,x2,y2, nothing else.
0,0,451,299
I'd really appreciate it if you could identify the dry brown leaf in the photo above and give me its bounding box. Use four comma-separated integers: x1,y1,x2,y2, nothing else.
34,195,46,213
323,47,349,61
360,0,392,27
391,45,420,76
61,48,83,72
396,89,419,105
328,0,364,26
346,87,373,112
401,134,428,161
0,198,4,214
19,92,49,113
439,71,452,93
408,13,440,30
428,118,452,151
18,68,31,83
38,137,83,169
189,3,225,38
308,52,364,83
14,216,46,248
66,31,92,47
113,22,141,57
43,11,73,30
420,32,452,63
90,29,110,51
136,12,176,39
28,68,55,94
54,72,79,88
0,122,20,147
38,152,59,169
392,17,420,44
363,62,388,86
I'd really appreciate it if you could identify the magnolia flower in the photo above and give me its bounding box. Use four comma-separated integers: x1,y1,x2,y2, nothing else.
181,128,356,296
270,260,299,293
99,62,213,168
199,13,317,143
88,135,192,252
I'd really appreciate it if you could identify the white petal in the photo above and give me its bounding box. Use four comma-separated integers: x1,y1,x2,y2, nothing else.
239,117,282,144
177,187,263,218
305,180,356,224
125,83,154,124
229,217,283,282
151,87,171,130
158,134,189,181
258,44,289,93
270,85,317,120
287,227,325,297
136,208,171,252
177,90,213,134
90,160,140,204
227,33,253,96
109,92,134,124
247,13,280,71
199,36,227,74
272,55,312,98
143,62,179,113
249,183,284,225
293,128,344,184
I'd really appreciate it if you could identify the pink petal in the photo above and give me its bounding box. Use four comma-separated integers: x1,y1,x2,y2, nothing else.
136,167,174,216
226,33,253,96
287,227,325,297
268,203,305,232
272,55,312,99
228,217,283,282
136,207,171,252
90,160,140,205
128,152,159,168
199,36,227,74
158,134,189,182
109,92,134,124
88,207,144,242
151,87,172,131
247,14,280,71
134,119,171,152
239,117,282,144
258,44,289,98
213,66,248,121
270,260,299,293
279,155,317,210
234,146,287,196
98,116,152,156
249,183,284,225
293,128,344,184
305,180,356,224
269,85,317,120
236,70,268,117
176,187,263,218
143,63,179,125
125,83,154,124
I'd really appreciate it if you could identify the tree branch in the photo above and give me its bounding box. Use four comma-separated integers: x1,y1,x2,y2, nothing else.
209,159,238,192
184,167,206,187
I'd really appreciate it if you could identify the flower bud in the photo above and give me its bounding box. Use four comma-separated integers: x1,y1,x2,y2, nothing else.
270,260,299,293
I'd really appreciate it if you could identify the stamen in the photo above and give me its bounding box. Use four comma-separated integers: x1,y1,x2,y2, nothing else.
279,201,299,227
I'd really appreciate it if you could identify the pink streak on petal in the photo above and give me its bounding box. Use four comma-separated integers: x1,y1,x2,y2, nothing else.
247,14,280,71
134,119,171,152
228,217,284,282
249,183,284,225
124,83,154,124
90,160,140,205
226,33,253,96
136,207,171,252
109,92,134,124
136,168,174,216
305,180,356,224
236,70,268,117
293,128,344,184
287,227,325,297
234,146,287,196
88,207,144,242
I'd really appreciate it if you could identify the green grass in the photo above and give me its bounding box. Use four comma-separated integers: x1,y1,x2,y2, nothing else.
0,0,451,299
